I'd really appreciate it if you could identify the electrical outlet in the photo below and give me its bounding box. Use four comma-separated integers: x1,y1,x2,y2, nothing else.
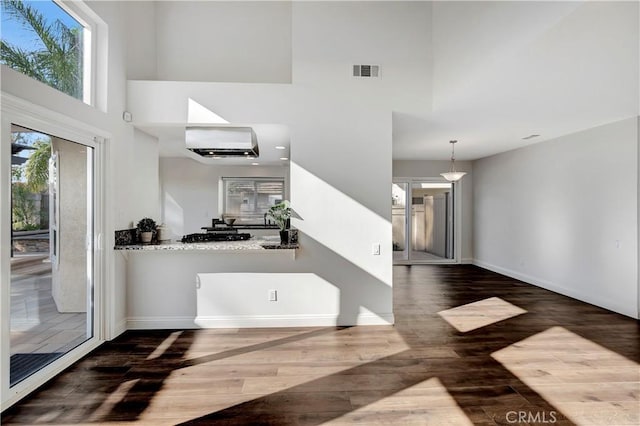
269,289,277,302
372,243,381,255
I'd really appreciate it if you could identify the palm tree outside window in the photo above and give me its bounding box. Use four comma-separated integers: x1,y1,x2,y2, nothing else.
1,0,86,101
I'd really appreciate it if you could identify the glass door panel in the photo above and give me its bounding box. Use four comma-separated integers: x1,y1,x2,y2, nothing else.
9,125,93,387
392,182,408,262
410,181,453,262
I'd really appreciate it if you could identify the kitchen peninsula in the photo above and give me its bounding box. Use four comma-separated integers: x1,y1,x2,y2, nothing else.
113,230,348,332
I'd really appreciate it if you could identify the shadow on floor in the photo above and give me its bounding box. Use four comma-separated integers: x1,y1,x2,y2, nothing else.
2,265,639,425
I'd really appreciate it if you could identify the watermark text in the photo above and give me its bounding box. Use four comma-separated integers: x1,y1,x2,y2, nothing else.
506,410,557,424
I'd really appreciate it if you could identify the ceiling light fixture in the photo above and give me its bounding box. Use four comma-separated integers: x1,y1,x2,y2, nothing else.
275,146,286,150
440,140,467,182
280,157,288,161
251,162,259,166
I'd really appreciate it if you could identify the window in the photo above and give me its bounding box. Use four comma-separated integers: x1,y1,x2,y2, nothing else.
223,177,285,224
1,0,92,103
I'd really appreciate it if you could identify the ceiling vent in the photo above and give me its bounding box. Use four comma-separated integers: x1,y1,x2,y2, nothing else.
353,65,380,78
186,126,259,158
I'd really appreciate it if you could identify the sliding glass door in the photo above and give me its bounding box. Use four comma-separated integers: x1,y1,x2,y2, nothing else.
9,124,94,387
393,179,456,264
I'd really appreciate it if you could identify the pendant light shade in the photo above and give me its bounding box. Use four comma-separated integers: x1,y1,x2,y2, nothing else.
440,140,466,182
441,171,467,181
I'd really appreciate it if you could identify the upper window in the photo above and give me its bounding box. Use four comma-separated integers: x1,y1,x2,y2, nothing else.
1,0,91,103
223,177,285,224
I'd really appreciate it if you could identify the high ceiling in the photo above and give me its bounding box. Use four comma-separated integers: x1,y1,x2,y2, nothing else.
393,0,639,161
137,1,638,163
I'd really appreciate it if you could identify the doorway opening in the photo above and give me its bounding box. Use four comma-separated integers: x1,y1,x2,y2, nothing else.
393,180,456,264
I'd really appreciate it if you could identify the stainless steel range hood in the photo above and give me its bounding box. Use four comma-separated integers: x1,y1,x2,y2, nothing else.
186,126,259,158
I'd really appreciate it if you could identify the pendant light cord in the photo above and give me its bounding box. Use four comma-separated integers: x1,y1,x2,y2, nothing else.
449,140,457,172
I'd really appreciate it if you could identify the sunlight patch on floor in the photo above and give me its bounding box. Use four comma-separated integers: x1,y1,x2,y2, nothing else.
336,377,473,425
438,297,527,332
147,331,183,360
89,379,140,422
137,326,411,423
492,326,640,425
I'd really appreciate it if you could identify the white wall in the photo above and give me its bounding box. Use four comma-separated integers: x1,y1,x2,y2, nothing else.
155,1,292,83
128,129,160,226
125,1,157,80
473,118,639,319
159,158,288,236
393,160,474,262
126,1,438,327
87,1,161,339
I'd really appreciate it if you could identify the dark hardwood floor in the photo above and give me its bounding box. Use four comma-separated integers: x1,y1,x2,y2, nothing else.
3,265,639,425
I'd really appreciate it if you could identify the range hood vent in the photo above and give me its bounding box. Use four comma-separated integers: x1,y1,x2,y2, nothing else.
186,126,259,158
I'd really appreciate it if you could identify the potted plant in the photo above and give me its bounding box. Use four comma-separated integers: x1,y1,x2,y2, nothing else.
267,200,291,244
137,217,157,244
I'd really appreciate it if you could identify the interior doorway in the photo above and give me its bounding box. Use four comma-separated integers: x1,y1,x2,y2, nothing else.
393,180,456,264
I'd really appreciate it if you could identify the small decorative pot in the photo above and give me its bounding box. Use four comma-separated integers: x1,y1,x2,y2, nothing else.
279,230,289,245
140,231,153,244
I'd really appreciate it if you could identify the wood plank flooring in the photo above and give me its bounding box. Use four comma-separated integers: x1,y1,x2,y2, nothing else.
3,265,639,425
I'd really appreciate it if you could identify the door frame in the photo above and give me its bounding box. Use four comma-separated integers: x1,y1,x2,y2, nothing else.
392,176,463,265
1,93,108,410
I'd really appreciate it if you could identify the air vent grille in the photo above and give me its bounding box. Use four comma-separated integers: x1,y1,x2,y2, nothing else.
353,65,380,78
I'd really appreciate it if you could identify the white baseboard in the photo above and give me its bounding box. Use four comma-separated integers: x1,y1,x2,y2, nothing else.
461,257,474,264
127,313,395,330
127,316,198,330
196,314,338,328
472,259,638,319
473,259,556,288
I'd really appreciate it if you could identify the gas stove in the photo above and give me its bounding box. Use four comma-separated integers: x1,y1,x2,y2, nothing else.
181,232,252,243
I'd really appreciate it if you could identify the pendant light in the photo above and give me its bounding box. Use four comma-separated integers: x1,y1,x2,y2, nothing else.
440,140,467,182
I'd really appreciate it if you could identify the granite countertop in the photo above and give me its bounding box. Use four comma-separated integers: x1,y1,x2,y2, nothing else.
201,225,280,231
114,236,299,251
